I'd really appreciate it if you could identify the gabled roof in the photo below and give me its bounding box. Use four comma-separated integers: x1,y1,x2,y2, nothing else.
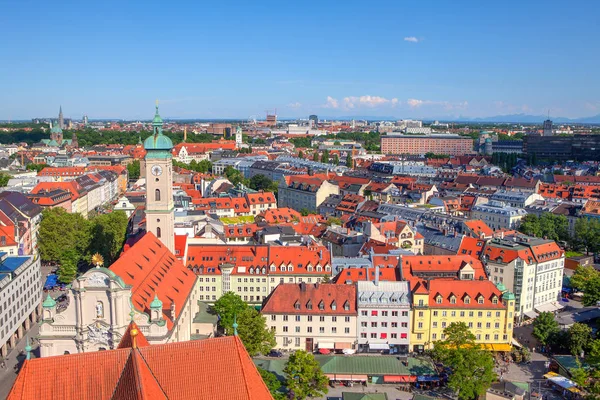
262,283,356,315
8,336,272,400
109,232,197,329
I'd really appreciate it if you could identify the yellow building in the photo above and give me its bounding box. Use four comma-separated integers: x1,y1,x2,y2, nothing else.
410,279,515,351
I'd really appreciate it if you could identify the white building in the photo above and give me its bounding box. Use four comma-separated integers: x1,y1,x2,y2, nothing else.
483,235,565,319
38,233,204,357
471,201,527,230
261,283,357,352
0,253,41,358
490,190,544,209
357,280,411,353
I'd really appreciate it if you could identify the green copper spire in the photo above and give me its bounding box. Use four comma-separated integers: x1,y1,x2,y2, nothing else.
144,102,173,152
42,294,56,308
25,337,32,360
232,314,238,336
129,308,136,322
150,293,163,310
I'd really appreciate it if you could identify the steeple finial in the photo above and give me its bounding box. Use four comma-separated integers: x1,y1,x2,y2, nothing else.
232,314,239,336
130,327,139,349
25,337,32,360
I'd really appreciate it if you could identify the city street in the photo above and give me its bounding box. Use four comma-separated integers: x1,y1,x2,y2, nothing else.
0,322,40,399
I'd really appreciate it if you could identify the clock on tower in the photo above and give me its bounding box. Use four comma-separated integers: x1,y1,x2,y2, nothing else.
143,103,175,253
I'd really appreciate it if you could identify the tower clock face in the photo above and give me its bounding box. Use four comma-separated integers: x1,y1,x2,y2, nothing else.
151,165,163,176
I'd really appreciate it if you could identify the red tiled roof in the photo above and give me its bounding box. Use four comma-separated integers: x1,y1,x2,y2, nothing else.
333,267,400,284
259,207,301,223
245,192,276,205
8,336,271,400
109,233,197,329
117,322,151,349
31,181,84,200
261,283,356,315
463,219,494,237
401,255,486,281
427,279,505,309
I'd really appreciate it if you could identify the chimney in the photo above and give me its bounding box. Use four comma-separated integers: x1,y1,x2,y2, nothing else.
300,282,307,292
315,282,320,289
375,264,380,286
500,231,504,239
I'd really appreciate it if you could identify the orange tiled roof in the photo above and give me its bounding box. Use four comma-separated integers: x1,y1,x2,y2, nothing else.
261,283,356,315
245,192,276,205
401,255,486,281
109,233,197,329
117,322,151,349
8,336,272,400
463,219,494,237
333,267,400,284
259,207,301,223
427,279,505,309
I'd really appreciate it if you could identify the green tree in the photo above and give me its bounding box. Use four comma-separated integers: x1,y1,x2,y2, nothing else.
0,173,10,187
532,311,559,345
289,137,312,148
332,154,339,165
312,152,319,162
298,150,304,159
321,274,331,283
574,218,600,255
197,159,212,173
568,323,593,356
320,150,329,163
346,153,353,168
88,211,129,265
249,174,278,192
213,292,247,334
570,265,600,306
126,159,141,180
519,214,541,237
58,248,80,284
432,322,496,400
326,217,342,226
237,307,276,356
224,166,247,186
258,367,286,400
284,350,329,400
299,208,312,216
26,163,49,173
38,208,92,263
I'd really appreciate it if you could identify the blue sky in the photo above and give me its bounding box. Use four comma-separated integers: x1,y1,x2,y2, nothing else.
1,0,599,120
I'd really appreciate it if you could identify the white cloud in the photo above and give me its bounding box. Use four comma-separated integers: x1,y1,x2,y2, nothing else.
404,36,420,43
288,102,302,109
323,96,339,109
342,95,399,109
407,98,424,108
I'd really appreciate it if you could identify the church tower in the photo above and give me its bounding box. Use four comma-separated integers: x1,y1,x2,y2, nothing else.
143,102,175,253
58,106,64,130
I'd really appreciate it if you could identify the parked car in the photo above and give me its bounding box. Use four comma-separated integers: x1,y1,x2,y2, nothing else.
342,348,356,355
268,350,283,357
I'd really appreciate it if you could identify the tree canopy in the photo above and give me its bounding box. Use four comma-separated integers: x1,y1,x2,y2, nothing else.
127,160,140,180
284,350,329,400
518,213,569,242
213,291,247,334
532,311,559,345
258,367,286,400
236,307,276,356
570,265,600,306
432,322,496,400
0,173,11,187
573,218,600,255
568,322,593,356
249,174,279,193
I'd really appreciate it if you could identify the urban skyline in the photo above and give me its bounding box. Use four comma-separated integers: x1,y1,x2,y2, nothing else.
2,0,600,120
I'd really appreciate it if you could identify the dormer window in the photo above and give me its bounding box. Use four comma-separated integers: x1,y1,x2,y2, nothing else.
294,301,300,310
270,265,276,272
318,300,325,310
436,295,442,304
450,296,456,304
464,296,471,304
492,296,498,304
331,300,337,310
343,301,350,311
306,300,313,310
478,296,484,304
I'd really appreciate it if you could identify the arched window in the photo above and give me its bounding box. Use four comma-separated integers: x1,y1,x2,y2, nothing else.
157,226,162,238
155,189,161,201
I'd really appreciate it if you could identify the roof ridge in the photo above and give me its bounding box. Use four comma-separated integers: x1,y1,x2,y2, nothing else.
134,348,169,399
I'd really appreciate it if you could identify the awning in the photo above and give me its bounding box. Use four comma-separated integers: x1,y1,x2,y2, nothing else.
524,311,539,319
417,376,440,382
512,338,523,348
490,343,512,352
544,372,560,379
369,343,390,350
325,374,368,381
335,342,352,349
548,376,577,390
318,342,335,349
536,302,564,313
383,375,417,383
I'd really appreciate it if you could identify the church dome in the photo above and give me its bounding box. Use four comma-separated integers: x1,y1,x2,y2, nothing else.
50,124,62,134
144,134,173,151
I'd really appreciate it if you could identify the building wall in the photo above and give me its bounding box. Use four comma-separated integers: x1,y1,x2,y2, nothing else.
279,180,339,212
381,136,473,156
0,257,41,353
264,313,357,351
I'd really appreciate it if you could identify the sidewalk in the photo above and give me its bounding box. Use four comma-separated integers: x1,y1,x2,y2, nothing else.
0,323,40,399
